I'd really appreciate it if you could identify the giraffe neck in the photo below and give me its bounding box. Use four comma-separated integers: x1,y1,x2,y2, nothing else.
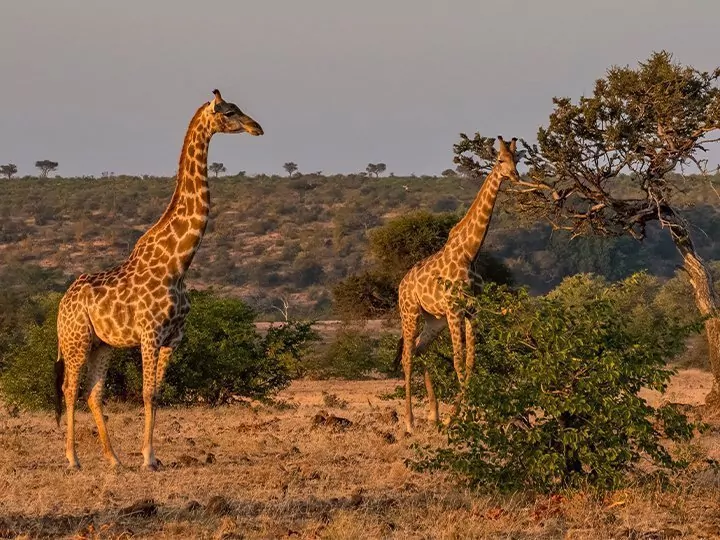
446,169,504,263
131,105,212,277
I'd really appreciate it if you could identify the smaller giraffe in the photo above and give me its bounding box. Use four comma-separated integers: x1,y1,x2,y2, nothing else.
397,136,520,433
55,90,263,470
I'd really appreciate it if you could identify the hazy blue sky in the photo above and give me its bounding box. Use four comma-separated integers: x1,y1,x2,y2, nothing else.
1,0,719,177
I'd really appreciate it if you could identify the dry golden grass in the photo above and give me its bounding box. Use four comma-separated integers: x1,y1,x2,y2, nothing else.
2,372,720,539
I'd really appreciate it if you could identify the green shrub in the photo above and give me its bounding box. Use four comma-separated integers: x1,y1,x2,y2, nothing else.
0,290,318,409
291,258,326,287
412,280,702,492
332,271,397,320
0,293,62,410
308,328,396,379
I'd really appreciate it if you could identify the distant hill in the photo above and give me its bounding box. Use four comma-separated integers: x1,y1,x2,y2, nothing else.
2,173,720,317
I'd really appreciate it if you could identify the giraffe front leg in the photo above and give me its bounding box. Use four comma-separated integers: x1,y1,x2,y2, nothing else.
416,316,446,428
447,312,465,420
63,364,82,470
86,345,121,468
424,369,439,425
462,317,476,402
140,340,160,471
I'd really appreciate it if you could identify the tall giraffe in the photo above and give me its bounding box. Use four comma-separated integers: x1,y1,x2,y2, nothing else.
55,90,263,470
397,136,520,433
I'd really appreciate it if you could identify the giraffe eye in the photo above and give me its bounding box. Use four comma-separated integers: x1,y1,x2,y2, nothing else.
223,110,237,117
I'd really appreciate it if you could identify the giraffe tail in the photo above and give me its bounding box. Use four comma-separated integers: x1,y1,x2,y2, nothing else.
54,348,64,426
393,337,404,374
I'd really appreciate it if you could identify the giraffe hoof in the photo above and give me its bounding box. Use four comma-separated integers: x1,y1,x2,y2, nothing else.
143,459,162,472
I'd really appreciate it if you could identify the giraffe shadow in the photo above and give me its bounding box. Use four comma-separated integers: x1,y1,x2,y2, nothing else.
0,493,422,537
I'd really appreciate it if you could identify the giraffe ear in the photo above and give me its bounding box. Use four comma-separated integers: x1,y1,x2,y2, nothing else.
509,138,517,154
497,136,508,153
211,89,225,111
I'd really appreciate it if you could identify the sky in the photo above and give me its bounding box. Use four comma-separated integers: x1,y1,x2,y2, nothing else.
1,0,719,177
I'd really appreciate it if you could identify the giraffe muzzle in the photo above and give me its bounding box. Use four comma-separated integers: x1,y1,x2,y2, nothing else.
241,118,264,136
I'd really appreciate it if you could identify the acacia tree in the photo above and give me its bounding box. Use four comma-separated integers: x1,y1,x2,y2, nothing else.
209,162,226,177
0,164,17,179
366,163,387,177
485,51,720,404
35,160,59,178
283,162,298,177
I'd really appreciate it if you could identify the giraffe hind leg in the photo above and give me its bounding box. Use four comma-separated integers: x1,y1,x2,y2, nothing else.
61,348,88,470
86,344,121,468
400,308,420,434
416,316,447,426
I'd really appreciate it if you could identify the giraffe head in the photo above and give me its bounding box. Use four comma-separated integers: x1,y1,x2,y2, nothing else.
205,89,264,136
495,136,520,182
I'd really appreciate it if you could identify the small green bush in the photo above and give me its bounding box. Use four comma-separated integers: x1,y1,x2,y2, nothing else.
332,271,397,320
412,280,702,492
0,293,62,410
0,290,318,409
307,328,396,379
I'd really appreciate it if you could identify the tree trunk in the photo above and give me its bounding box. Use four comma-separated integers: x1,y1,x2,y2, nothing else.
664,208,720,407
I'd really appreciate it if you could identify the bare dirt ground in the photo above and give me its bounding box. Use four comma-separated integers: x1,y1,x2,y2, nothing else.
2,370,720,539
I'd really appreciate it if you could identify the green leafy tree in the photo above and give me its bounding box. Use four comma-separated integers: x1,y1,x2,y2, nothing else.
503,51,720,405
209,162,226,177
368,211,461,281
441,168,457,177
35,160,59,178
0,164,18,179
413,280,701,492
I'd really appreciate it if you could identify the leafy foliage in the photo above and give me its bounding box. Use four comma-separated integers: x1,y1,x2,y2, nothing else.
1,173,720,316
0,290,318,410
209,162,226,177
368,211,460,280
34,160,58,178
413,279,702,492
0,164,17,179
333,211,513,319
332,271,397,320
366,163,387,178
515,51,720,402
306,327,396,379
518,51,720,239
283,162,299,177
0,293,63,410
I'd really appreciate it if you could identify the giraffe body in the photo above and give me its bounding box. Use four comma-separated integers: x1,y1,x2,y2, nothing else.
55,90,263,469
398,136,519,433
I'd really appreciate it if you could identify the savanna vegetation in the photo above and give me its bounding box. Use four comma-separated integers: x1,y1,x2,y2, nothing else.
1,51,720,538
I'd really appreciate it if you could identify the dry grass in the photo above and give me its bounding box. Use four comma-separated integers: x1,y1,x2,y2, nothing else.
2,372,720,539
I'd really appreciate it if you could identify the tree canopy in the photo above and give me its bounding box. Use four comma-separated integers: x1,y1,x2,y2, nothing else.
35,160,58,178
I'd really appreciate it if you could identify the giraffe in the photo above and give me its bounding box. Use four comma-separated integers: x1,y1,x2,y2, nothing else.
396,136,520,433
54,90,263,470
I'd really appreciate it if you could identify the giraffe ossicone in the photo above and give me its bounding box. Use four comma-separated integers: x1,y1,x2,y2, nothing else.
55,90,263,470
396,135,520,433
